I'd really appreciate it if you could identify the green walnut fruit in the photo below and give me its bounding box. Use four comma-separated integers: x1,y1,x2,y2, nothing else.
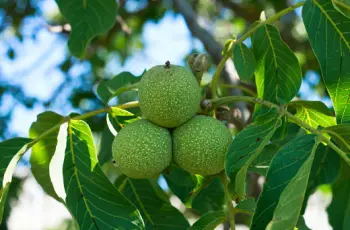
139,64,201,128
112,119,172,178
173,115,232,176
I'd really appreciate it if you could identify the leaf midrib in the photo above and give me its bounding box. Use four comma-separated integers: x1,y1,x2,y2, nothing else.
313,0,350,50
68,123,96,228
127,179,154,226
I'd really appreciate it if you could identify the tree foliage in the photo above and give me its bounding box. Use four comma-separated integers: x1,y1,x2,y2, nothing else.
1,0,350,229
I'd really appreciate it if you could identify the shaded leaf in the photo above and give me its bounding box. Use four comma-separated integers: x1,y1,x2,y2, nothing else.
327,160,350,230
192,178,225,214
97,124,115,165
267,138,319,229
288,100,336,129
302,0,350,124
29,111,64,201
251,135,318,230
120,178,189,230
233,43,256,80
324,124,350,149
188,211,226,230
226,112,282,200
300,145,340,215
296,216,311,230
63,120,144,229
236,197,256,213
249,143,281,176
55,0,117,57
0,138,32,223
97,72,142,104
333,0,350,17
163,165,197,204
252,24,302,114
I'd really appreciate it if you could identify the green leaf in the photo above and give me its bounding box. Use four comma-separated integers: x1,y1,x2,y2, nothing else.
236,197,256,213
108,107,139,132
120,178,190,230
300,145,340,215
333,0,350,18
63,120,144,229
252,24,302,114
163,165,197,204
233,43,256,80
97,124,115,165
266,138,319,230
249,143,281,176
188,211,226,230
55,0,117,57
97,72,142,104
324,124,350,149
251,134,318,230
327,160,350,230
288,100,336,129
307,145,340,191
0,138,32,223
296,216,311,230
302,0,350,124
192,178,225,214
226,112,282,200
29,111,64,201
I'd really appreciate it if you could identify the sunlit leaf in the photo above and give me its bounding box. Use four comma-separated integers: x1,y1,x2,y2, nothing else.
226,112,282,200
29,111,64,201
267,138,319,229
252,24,302,114
327,160,350,229
55,0,117,57
233,43,256,80
188,211,226,230
0,138,32,223
63,120,144,229
97,72,142,104
120,178,190,230
251,135,318,230
302,0,350,124
288,100,336,129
